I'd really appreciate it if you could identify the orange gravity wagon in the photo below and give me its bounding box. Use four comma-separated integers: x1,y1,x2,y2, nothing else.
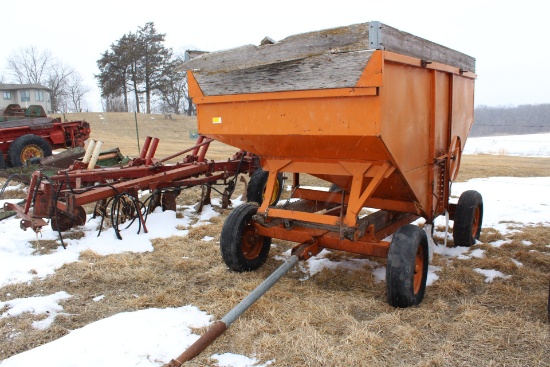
184,21,482,308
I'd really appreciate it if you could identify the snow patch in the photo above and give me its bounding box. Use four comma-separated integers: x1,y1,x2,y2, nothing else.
0,291,72,330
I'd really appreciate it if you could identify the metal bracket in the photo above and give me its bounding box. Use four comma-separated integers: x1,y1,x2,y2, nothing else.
369,21,384,50
291,240,319,261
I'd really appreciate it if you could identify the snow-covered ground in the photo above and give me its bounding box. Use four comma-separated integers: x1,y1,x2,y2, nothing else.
463,132,550,157
1,133,549,366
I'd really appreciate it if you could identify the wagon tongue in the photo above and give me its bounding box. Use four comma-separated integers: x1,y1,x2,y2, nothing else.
164,241,319,366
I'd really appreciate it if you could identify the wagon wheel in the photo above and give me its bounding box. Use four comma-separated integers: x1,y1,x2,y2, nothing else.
246,168,283,206
220,202,271,272
386,225,429,308
453,190,483,247
447,136,462,182
8,134,52,167
51,206,87,232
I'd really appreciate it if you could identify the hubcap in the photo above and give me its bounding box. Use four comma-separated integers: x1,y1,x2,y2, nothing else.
20,145,44,163
413,245,425,294
471,206,481,238
242,225,262,260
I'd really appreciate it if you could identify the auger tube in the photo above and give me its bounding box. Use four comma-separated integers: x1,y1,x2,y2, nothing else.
164,248,305,366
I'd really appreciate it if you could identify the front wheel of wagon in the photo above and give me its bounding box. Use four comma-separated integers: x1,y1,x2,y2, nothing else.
453,190,483,247
386,225,429,308
247,168,283,206
220,203,271,272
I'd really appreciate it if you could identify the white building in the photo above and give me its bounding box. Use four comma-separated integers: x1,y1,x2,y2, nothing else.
0,84,52,113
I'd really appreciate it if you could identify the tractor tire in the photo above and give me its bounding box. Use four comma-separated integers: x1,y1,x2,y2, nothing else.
453,190,483,247
386,225,429,308
8,134,52,167
246,168,283,206
220,203,271,272
0,150,5,169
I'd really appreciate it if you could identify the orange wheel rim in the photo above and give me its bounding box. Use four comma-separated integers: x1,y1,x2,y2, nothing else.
20,145,44,162
471,206,481,238
413,244,425,294
242,225,262,260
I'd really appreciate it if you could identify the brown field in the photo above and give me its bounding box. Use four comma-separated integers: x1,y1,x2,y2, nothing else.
50,112,236,161
1,113,549,366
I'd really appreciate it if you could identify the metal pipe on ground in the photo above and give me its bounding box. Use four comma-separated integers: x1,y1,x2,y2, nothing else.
164,251,301,366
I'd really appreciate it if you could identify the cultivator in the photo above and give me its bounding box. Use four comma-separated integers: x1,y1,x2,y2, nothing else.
4,136,260,238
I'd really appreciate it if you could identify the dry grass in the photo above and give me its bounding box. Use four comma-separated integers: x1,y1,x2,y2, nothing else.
50,112,236,162
456,154,550,182
1,113,549,366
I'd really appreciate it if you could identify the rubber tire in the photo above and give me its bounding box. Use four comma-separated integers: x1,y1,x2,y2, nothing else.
0,150,5,169
453,190,483,247
247,168,283,206
386,225,429,308
8,134,52,167
220,203,271,272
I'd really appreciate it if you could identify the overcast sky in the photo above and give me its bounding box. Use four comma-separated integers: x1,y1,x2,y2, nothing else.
3,0,549,111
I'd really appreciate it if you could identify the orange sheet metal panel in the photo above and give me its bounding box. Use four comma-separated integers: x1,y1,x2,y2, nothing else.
189,49,476,220
190,84,383,160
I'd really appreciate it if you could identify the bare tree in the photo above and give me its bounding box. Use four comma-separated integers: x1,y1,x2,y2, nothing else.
6,46,52,84
102,94,127,112
45,61,75,112
4,46,89,112
65,73,90,112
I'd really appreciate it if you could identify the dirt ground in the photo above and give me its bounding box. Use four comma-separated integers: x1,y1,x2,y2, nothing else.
1,112,549,366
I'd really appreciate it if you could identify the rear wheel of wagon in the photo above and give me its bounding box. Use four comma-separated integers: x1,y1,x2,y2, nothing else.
453,190,483,247
8,134,52,167
246,168,283,206
386,225,429,308
220,202,271,272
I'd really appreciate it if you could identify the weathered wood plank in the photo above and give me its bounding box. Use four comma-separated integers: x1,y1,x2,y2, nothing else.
182,23,371,74
195,51,374,95
376,22,475,72
183,21,475,96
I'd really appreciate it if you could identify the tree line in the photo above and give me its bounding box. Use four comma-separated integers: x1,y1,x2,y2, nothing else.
96,22,193,115
471,104,550,137
1,46,89,112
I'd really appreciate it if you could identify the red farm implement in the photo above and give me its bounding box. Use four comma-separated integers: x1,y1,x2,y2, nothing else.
0,104,90,168
3,136,266,242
